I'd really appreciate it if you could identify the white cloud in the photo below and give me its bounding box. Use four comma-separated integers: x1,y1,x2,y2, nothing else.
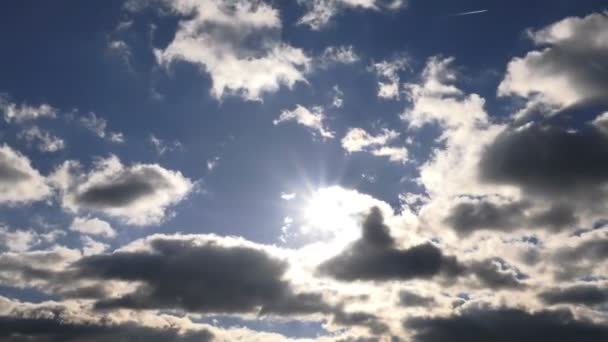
331,85,344,108
274,105,335,139
341,127,407,162
281,192,297,201
149,134,182,156
79,112,125,143
371,56,409,99
149,0,310,101
498,12,608,117
370,146,408,162
18,126,65,153
206,156,220,171
321,45,360,65
80,236,109,256
70,216,116,238
0,144,51,205
0,227,36,252
49,155,193,226
0,95,57,123
297,0,406,30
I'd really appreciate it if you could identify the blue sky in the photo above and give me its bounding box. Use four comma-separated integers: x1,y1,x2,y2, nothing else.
1,1,608,341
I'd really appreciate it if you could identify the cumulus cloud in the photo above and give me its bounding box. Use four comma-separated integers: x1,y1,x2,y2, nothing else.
297,0,406,30
0,95,57,123
70,217,116,238
405,307,608,342
499,12,608,117
274,105,335,139
318,207,464,281
342,128,407,163
75,235,329,315
539,284,608,306
18,126,66,153
50,155,193,225
0,144,51,205
478,123,608,214
146,0,309,101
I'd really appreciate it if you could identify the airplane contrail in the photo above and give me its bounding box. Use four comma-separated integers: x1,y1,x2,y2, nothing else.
445,9,489,17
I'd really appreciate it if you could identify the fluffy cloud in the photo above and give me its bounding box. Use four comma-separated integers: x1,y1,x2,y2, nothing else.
0,145,51,205
50,155,193,225
499,12,608,117
0,95,56,123
297,0,406,30
70,217,116,238
148,0,309,101
274,105,335,139
75,235,329,315
341,128,407,163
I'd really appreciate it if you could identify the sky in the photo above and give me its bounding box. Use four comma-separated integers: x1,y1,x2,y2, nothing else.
0,0,608,341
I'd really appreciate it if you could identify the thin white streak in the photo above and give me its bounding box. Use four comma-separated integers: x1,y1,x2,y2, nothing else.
445,9,488,17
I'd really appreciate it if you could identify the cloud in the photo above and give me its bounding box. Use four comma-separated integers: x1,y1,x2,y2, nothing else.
70,217,116,238
18,126,66,153
0,95,57,123
318,207,464,281
539,284,608,306
479,123,608,203
320,45,360,65
50,155,193,225
79,112,124,143
398,290,436,307
498,12,608,117
0,313,213,342
341,128,407,163
146,0,309,101
297,0,406,30
371,56,409,99
274,105,335,139
149,134,182,156
444,198,578,235
74,235,329,315
0,145,51,205
405,307,608,342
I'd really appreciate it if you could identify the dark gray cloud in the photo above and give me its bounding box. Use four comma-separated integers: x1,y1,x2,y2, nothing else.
318,207,465,281
0,315,213,342
540,284,608,306
398,290,436,307
75,237,329,315
479,125,608,200
405,307,608,342
76,168,170,208
469,258,527,289
319,207,526,289
445,199,578,235
333,309,389,335
553,238,608,280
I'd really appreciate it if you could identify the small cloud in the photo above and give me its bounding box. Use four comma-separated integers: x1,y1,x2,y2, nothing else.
281,192,297,201
80,112,125,143
206,156,220,172
149,134,182,156
274,105,334,139
18,126,65,153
